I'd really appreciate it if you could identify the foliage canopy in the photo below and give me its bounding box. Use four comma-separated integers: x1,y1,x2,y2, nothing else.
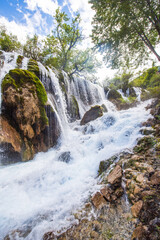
89,0,160,68
0,26,21,52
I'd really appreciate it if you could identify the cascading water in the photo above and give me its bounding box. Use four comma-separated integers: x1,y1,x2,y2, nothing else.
0,52,153,240
133,87,142,101
117,89,129,101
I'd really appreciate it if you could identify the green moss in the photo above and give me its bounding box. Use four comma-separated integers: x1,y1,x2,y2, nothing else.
27,59,39,78
2,69,48,126
40,106,49,126
98,156,116,176
59,71,67,94
16,55,24,68
128,96,136,103
134,136,156,153
71,95,79,117
102,229,114,239
108,89,122,100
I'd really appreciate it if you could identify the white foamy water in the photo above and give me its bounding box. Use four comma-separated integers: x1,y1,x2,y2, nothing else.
0,52,152,239
133,87,142,101
117,89,129,101
0,99,152,239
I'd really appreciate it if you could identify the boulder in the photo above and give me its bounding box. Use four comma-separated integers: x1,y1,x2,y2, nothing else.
80,105,103,125
100,185,123,202
107,89,122,100
131,200,143,217
91,192,107,209
58,151,72,163
1,69,60,162
132,225,148,240
107,165,122,185
150,171,160,185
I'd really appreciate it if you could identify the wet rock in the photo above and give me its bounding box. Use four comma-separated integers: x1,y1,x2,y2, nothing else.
91,192,107,209
132,225,148,240
90,230,99,238
131,200,143,217
140,127,155,135
98,159,113,176
68,95,80,122
108,89,122,100
134,185,142,195
80,105,103,125
141,190,155,198
0,116,22,153
107,165,122,185
150,171,160,185
58,151,72,163
43,232,56,240
92,220,102,232
136,173,145,184
100,186,124,202
104,86,109,95
101,104,108,113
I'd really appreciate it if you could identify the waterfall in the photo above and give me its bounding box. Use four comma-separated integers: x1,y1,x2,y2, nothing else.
117,89,129,101
133,87,142,101
0,52,153,240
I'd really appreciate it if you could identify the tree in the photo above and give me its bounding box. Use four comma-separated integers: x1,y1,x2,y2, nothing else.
42,8,100,78
23,34,42,61
89,0,160,68
0,26,21,52
44,8,82,71
69,48,101,78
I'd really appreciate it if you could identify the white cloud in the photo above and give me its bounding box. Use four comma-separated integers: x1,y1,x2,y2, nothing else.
24,0,59,16
0,16,32,43
65,0,95,46
0,9,50,43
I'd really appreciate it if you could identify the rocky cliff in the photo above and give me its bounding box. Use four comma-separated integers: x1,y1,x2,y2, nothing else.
0,68,60,161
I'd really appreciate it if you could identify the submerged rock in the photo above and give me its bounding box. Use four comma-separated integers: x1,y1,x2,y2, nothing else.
80,105,103,125
58,151,72,163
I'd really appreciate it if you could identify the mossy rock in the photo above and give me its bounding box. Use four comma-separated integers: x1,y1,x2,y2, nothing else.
69,95,80,121
134,136,156,153
101,104,108,112
58,71,68,94
108,89,122,100
27,59,39,78
2,69,48,126
98,155,117,176
80,105,103,125
16,55,24,68
104,86,109,95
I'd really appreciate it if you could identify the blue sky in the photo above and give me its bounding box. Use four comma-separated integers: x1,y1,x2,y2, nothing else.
0,0,94,43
